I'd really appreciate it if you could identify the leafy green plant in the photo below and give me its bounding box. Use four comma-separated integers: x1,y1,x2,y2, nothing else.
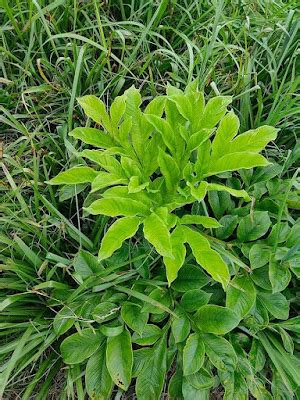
48,81,277,288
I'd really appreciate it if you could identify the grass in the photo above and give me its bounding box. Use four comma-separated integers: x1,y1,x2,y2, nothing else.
0,0,300,398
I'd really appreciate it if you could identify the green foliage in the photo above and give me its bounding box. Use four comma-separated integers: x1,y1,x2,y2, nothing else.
1,1,299,399
49,84,277,289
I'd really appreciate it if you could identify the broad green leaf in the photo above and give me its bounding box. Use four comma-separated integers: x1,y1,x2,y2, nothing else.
78,95,111,131
143,212,172,257
226,274,256,318
172,264,210,292
195,305,240,335
171,309,190,343
60,328,103,364
69,127,116,148
185,368,214,390
206,183,250,201
132,348,152,377
211,110,240,158
168,368,183,399
135,335,167,400
183,227,230,289
47,166,97,185
269,258,291,293
201,333,237,372
164,226,186,285
180,215,221,228
73,249,102,279
91,171,127,192
237,211,271,242
183,333,205,376
249,339,266,372
208,189,233,219
98,216,141,260
53,306,75,336
258,292,289,320
132,325,162,346
276,316,300,334
121,302,148,335
106,329,133,390
249,244,271,269
93,302,119,323
85,343,113,399
85,197,149,217
221,371,248,400
205,152,269,176
158,148,180,192
215,215,239,240
142,288,171,315
182,380,210,399
180,289,211,312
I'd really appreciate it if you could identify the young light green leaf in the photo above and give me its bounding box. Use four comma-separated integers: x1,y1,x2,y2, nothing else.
205,152,269,176
199,96,232,129
180,215,221,228
188,181,208,202
158,148,180,192
60,328,103,364
110,95,126,126
183,227,230,289
78,95,111,131
164,226,186,285
80,149,123,173
211,110,240,159
145,114,176,154
98,216,141,260
206,183,250,201
85,197,149,217
106,329,133,390
69,127,116,148
143,212,172,257
183,333,205,376
47,166,98,185
195,305,240,335
91,171,127,192
228,126,278,154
